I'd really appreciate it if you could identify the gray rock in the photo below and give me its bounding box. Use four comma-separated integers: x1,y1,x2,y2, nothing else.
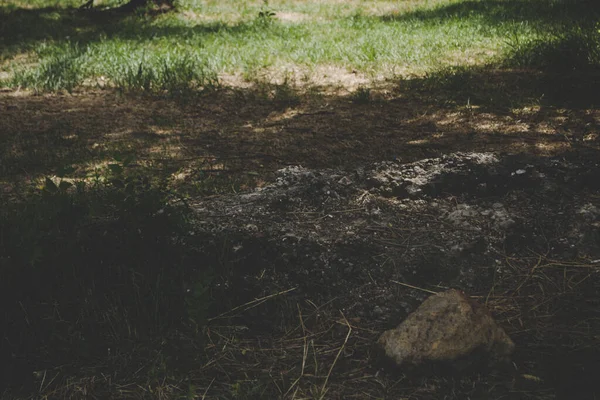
578,203,600,221
446,205,480,229
377,289,514,370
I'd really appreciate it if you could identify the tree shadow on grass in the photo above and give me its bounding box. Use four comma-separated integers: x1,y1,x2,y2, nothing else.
2,0,599,98
2,15,600,184
0,7,116,59
3,0,596,57
380,0,600,26
400,66,600,111
379,0,600,110
2,0,600,182
0,5,285,61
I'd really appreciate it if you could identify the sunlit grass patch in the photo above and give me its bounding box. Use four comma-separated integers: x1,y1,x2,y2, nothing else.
9,43,86,92
3,0,591,93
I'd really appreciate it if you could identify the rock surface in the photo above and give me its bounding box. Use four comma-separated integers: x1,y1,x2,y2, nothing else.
377,289,515,370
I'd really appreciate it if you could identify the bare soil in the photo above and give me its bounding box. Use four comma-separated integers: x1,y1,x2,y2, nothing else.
1,71,599,399
188,151,600,399
2,70,597,191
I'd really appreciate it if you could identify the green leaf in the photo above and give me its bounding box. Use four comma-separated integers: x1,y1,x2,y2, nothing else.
56,165,76,178
108,164,123,175
59,181,73,191
44,177,58,193
122,155,135,167
111,179,125,189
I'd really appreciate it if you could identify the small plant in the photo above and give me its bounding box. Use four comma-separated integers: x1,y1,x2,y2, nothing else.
272,76,300,106
257,0,276,25
258,0,275,18
351,86,372,104
258,8,276,20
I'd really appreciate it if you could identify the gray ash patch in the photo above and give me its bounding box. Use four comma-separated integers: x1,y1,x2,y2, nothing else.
366,152,500,198
188,152,600,315
186,151,600,399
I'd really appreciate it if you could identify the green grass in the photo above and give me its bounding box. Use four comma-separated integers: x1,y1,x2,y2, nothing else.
2,0,597,92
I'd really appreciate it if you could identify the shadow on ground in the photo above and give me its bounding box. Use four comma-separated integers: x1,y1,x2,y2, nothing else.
0,5,293,61
1,64,599,196
2,147,599,399
380,0,600,25
1,2,600,396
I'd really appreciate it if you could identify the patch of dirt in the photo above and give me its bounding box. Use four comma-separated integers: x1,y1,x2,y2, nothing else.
1,70,599,398
180,10,220,22
2,71,597,194
275,11,309,23
242,64,376,93
186,151,600,399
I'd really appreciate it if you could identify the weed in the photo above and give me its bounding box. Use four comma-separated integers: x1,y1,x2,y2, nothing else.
110,54,219,94
257,0,276,24
351,86,372,104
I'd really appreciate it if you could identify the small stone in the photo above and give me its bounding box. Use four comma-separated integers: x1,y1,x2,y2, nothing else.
578,204,600,221
377,289,514,370
338,176,353,186
496,218,515,229
245,224,258,232
405,184,422,196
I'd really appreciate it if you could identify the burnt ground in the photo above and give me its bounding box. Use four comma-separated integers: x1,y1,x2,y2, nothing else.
1,70,600,399
188,151,600,400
